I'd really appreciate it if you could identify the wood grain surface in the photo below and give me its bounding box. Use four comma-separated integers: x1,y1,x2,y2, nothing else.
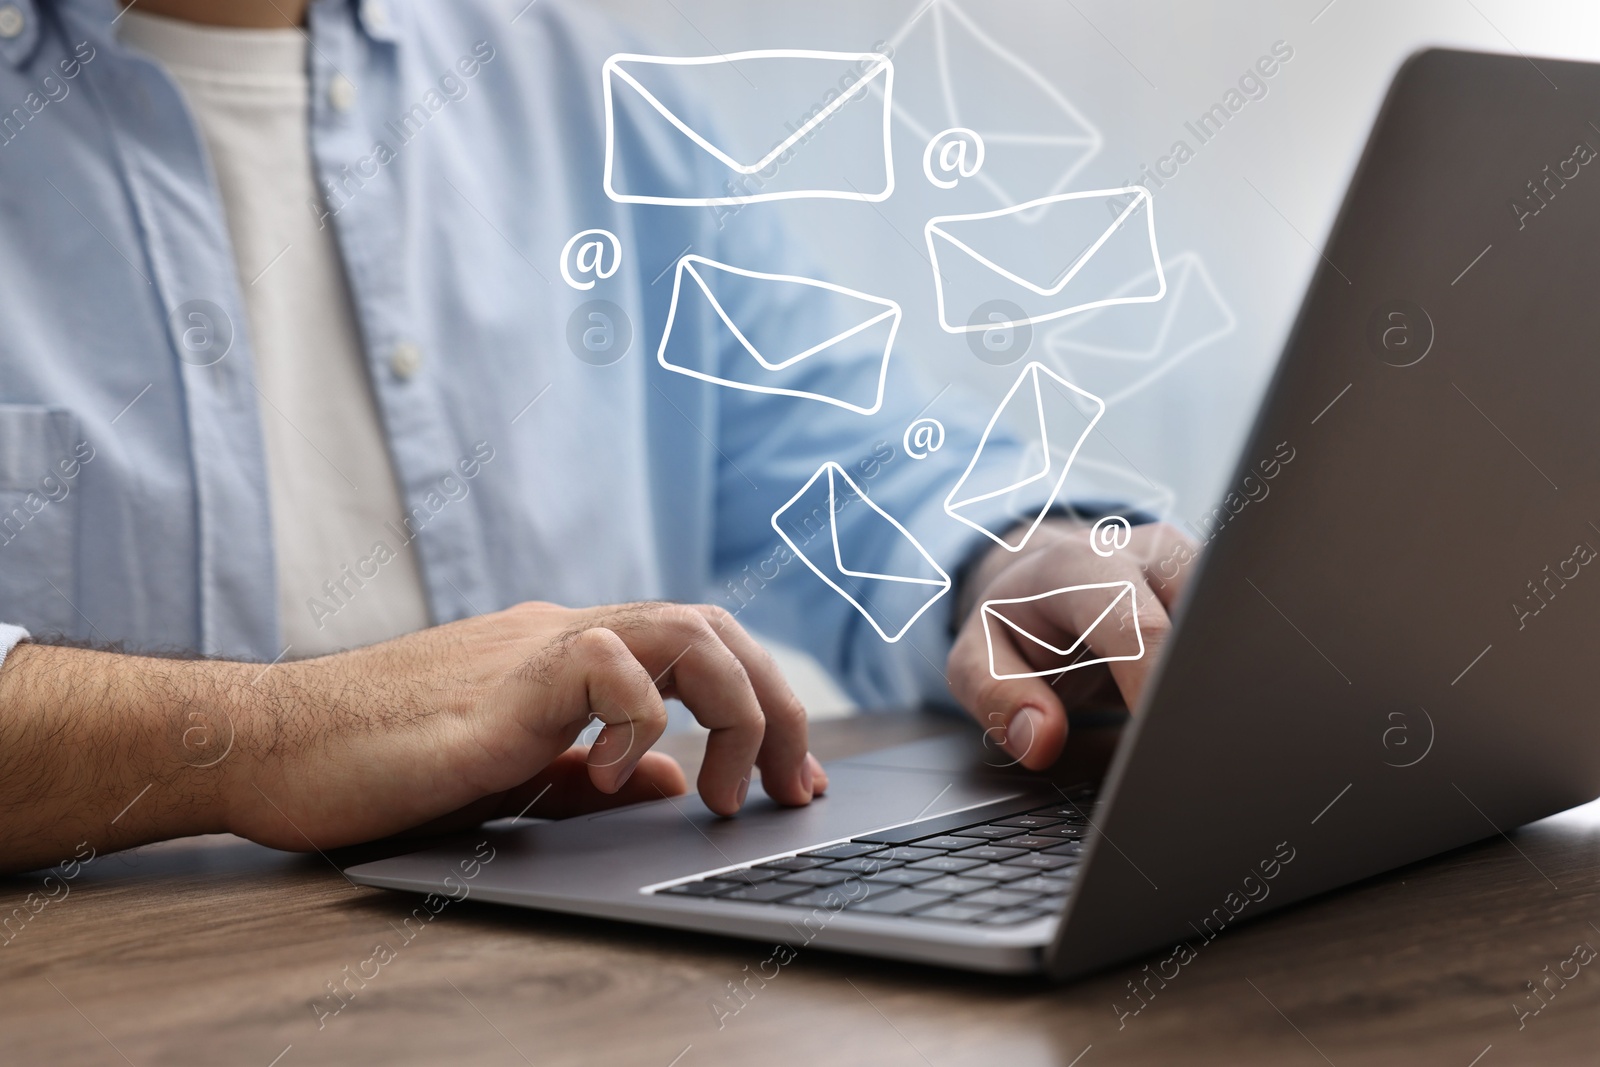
3,710,1598,1066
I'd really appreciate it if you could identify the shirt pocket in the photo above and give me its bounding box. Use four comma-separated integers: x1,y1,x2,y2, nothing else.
0,405,83,637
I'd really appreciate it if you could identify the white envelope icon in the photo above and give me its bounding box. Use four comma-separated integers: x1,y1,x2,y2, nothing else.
1056,456,1176,522
945,361,1105,553
657,255,900,415
981,582,1145,680
602,50,895,206
925,187,1165,334
881,0,1101,208
772,462,951,643
1045,252,1236,407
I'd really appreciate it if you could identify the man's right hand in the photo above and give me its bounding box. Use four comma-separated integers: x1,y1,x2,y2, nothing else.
0,602,827,873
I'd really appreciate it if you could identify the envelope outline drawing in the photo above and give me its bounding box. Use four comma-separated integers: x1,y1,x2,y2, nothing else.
1058,456,1176,522
1045,251,1236,407
603,50,896,206
944,361,1105,552
981,581,1144,680
925,187,1166,334
772,461,952,643
879,0,1102,210
657,254,900,415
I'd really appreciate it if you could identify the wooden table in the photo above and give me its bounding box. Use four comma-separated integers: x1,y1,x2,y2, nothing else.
4,710,1599,1066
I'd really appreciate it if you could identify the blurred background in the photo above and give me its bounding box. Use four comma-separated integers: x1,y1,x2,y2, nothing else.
586,0,1600,716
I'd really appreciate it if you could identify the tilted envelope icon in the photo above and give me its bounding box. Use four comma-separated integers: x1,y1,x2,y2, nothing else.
772,462,951,643
925,187,1165,334
1045,251,1236,407
884,0,1102,208
657,255,901,415
603,50,895,206
944,361,1106,552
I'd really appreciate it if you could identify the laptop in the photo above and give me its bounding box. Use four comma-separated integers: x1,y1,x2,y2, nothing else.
347,48,1600,980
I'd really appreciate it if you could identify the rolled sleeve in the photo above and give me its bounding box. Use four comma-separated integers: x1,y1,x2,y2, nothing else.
0,623,32,671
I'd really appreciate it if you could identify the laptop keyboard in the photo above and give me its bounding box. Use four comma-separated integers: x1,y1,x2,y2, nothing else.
652,789,1097,927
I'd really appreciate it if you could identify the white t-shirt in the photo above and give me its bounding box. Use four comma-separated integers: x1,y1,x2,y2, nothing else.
119,11,431,658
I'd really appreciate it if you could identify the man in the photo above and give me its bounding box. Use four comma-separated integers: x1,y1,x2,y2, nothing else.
0,0,1192,873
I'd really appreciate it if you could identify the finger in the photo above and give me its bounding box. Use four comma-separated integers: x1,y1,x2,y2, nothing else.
1137,524,1200,612
947,611,1069,771
691,604,815,807
1038,577,1171,714
560,627,671,794
1101,585,1174,712
807,753,829,797
493,748,688,819
598,605,767,816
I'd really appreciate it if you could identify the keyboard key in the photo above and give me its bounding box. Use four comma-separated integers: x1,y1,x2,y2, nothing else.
781,887,854,909
1034,824,1088,839
719,882,810,903
850,880,913,903
1029,805,1092,821
776,868,855,886
864,867,942,886
721,868,782,885
980,906,1055,926
962,864,1036,883
951,825,1025,841
866,846,944,863
825,857,902,870
999,835,1058,850
960,888,1042,909
913,902,994,923
850,799,1047,845
800,842,882,860
994,814,1065,829
1008,876,1073,895
1044,842,1086,857
908,835,978,851
660,880,737,897
916,875,993,895
951,845,1028,862
906,855,987,874
1003,853,1076,872
846,889,951,915
757,856,833,871
785,880,904,909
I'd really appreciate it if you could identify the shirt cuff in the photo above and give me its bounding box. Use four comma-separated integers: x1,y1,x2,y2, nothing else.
0,624,32,672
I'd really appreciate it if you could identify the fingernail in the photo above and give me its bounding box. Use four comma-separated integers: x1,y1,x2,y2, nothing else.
616,758,639,789
800,755,815,797
736,775,750,807
1004,706,1045,760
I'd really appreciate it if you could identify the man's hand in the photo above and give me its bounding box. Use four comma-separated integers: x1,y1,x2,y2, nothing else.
0,601,827,873
946,520,1198,770
227,601,826,849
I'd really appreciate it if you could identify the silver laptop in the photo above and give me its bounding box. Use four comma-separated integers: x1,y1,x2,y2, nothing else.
347,48,1600,979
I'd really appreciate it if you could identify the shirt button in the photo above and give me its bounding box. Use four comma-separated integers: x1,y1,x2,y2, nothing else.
0,5,25,39
390,342,422,380
328,75,357,114
363,0,389,31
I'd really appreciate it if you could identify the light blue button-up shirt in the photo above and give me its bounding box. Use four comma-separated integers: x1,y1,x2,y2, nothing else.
0,0,1043,707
